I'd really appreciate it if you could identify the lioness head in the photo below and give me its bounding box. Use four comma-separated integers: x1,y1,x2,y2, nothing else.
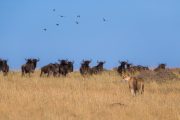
122,74,131,81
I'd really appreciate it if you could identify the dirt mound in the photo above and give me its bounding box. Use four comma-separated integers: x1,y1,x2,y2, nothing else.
137,69,179,82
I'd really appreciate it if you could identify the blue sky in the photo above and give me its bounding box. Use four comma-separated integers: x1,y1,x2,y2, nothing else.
0,0,180,69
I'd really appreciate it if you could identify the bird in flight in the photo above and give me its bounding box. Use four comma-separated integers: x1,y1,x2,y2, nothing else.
75,21,79,24
43,28,47,31
77,15,80,18
60,15,65,18
53,9,56,12
56,24,59,26
103,18,107,22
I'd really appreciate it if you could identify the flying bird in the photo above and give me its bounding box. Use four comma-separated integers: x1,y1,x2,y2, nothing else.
75,21,79,24
43,28,47,31
77,15,80,18
56,24,59,26
53,9,56,12
103,18,107,22
60,15,65,18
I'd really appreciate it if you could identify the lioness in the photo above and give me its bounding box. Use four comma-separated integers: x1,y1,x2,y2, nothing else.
122,75,144,96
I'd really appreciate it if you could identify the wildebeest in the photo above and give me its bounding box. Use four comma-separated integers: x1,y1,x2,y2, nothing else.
80,60,92,76
40,64,52,77
58,60,74,76
21,58,40,77
52,63,60,76
117,61,128,75
125,62,149,74
0,59,2,71
122,74,144,96
154,64,166,71
58,60,70,76
0,59,4,72
67,61,74,73
90,61,105,75
131,65,149,72
0,59,9,76
40,63,59,77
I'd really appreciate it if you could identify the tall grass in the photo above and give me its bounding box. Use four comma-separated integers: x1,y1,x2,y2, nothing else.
0,71,179,120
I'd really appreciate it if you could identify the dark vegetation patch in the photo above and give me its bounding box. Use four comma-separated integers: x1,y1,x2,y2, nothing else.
137,69,179,82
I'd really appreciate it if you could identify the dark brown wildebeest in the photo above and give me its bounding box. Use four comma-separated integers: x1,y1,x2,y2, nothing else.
52,63,60,76
21,58,40,77
90,61,105,75
122,61,150,74
0,59,9,76
31,59,40,71
96,61,105,73
67,61,74,73
40,64,52,77
131,65,149,72
40,63,59,77
80,60,92,76
126,63,132,69
154,64,166,72
117,61,128,76
59,60,74,76
0,59,2,72
58,60,69,76
0,59,4,72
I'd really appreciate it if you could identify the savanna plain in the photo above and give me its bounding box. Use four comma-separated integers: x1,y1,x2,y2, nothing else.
0,70,180,120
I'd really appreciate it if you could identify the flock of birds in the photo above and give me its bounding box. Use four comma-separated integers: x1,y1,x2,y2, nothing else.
43,8,108,31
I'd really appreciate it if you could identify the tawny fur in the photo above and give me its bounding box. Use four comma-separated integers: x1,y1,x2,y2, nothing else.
123,75,144,96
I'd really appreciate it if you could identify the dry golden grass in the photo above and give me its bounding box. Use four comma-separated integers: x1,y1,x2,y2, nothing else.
0,71,180,120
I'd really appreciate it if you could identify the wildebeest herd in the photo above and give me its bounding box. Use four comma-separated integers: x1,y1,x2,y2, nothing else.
80,60,105,76
40,60,74,77
0,58,167,77
117,61,149,75
0,58,170,96
20,59,106,77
